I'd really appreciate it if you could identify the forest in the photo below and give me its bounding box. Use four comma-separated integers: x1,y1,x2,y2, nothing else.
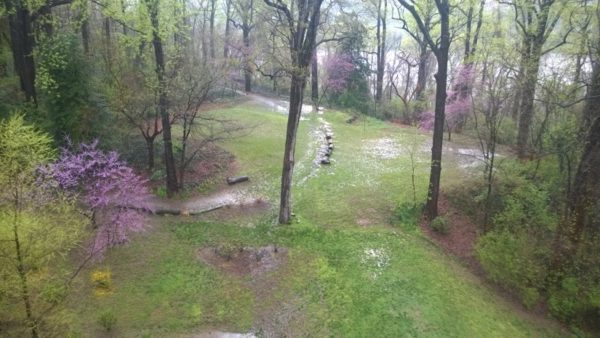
0,0,599,336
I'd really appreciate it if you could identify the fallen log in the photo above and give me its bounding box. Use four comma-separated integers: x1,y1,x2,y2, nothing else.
154,204,225,216
227,176,249,185
154,208,181,216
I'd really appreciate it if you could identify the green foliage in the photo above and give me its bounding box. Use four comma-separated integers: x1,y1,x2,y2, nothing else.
430,216,449,234
477,229,546,308
69,104,563,337
97,310,117,331
393,202,421,229
36,33,91,142
0,114,85,336
476,171,556,308
0,113,54,182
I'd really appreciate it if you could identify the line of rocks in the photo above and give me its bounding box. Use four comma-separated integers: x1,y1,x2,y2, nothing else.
317,121,334,165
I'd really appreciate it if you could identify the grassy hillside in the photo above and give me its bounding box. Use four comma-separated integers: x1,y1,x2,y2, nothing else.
69,100,568,337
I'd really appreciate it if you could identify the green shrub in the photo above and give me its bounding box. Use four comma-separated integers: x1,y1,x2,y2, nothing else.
430,216,449,234
393,202,421,229
97,310,117,332
476,229,546,308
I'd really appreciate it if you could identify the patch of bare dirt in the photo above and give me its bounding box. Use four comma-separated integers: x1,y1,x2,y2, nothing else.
197,245,287,278
420,195,482,271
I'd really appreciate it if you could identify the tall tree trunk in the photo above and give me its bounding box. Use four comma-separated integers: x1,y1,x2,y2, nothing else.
243,27,252,92
582,62,600,131
13,210,38,338
209,0,216,59
146,0,178,196
146,137,155,171
279,73,306,223
224,0,232,58
414,41,428,103
375,0,387,102
516,44,541,159
6,1,37,104
311,49,318,108
81,19,90,55
425,51,448,219
425,7,450,220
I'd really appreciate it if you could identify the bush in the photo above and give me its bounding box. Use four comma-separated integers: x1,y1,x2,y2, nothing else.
97,310,117,332
393,202,421,229
430,216,449,234
476,230,546,308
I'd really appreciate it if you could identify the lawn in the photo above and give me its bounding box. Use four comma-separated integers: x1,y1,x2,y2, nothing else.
69,99,568,337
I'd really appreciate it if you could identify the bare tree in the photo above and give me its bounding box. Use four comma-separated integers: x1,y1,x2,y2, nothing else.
396,0,451,219
264,0,326,224
230,0,256,92
375,0,388,102
145,0,178,196
501,0,572,158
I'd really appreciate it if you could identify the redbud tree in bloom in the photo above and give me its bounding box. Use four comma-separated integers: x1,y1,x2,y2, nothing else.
41,141,154,258
324,54,354,93
420,65,474,133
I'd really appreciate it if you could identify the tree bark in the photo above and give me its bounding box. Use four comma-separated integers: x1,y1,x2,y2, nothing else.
414,41,429,103
243,27,252,92
311,49,318,108
375,0,387,102
279,73,307,223
265,0,324,224
516,45,542,159
146,0,178,196
146,137,155,171
224,0,232,58
426,46,448,219
513,0,554,159
582,62,600,131
209,0,216,59
13,213,38,338
81,18,90,55
6,0,37,104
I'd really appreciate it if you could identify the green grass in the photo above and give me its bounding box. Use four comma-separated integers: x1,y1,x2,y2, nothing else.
69,101,568,337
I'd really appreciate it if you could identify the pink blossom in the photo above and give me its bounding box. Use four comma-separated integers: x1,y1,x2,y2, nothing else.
324,54,354,93
44,140,153,258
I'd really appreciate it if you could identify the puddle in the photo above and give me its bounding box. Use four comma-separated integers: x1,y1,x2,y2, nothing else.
361,247,390,279
247,94,311,120
363,138,402,160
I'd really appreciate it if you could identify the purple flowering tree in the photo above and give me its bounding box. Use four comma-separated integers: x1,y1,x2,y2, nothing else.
420,65,474,140
43,141,154,258
324,54,354,94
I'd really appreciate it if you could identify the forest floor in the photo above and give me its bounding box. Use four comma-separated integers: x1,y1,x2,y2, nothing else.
68,96,571,337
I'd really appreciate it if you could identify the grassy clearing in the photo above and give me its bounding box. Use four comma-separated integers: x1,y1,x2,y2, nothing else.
70,101,568,337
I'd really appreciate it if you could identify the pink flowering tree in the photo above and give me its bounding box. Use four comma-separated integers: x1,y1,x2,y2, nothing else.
324,54,354,94
420,65,475,140
41,140,154,258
